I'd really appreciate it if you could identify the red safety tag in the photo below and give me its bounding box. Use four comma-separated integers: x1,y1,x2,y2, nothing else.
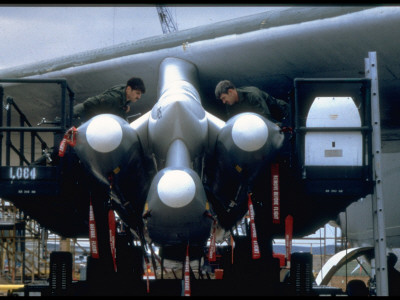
183,245,191,296
285,214,293,267
108,209,117,272
271,163,280,224
89,199,99,259
208,219,217,262
248,193,261,259
231,235,234,265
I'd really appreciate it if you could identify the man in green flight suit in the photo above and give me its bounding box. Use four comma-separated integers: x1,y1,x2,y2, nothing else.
73,76,146,122
214,79,289,123
32,77,146,166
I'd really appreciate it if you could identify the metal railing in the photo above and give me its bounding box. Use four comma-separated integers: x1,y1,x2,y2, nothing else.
0,78,74,167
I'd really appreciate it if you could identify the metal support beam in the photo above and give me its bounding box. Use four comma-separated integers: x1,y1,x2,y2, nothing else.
365,51,388,296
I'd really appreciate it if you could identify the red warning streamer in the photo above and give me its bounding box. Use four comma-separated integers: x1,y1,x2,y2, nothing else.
108,209,117,272
248,193,261,259
183,244,191,296
89,199,99,259
271,163,280,224
58,126,77,157
285,214,293,266
208,219,217,262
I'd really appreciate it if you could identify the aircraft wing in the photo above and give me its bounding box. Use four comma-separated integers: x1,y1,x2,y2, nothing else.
1,6,399,135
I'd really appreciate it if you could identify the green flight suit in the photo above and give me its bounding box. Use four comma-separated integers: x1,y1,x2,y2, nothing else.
73,84,128,121
225,86,289,122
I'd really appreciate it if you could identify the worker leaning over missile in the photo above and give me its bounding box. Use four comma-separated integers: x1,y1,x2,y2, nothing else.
73,76,146,123
214,79,289,124
32,77,146,166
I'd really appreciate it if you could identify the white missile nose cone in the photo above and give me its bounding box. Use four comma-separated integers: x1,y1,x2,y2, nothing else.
232,114,268,151
86,115,123,153
157,170,195,208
